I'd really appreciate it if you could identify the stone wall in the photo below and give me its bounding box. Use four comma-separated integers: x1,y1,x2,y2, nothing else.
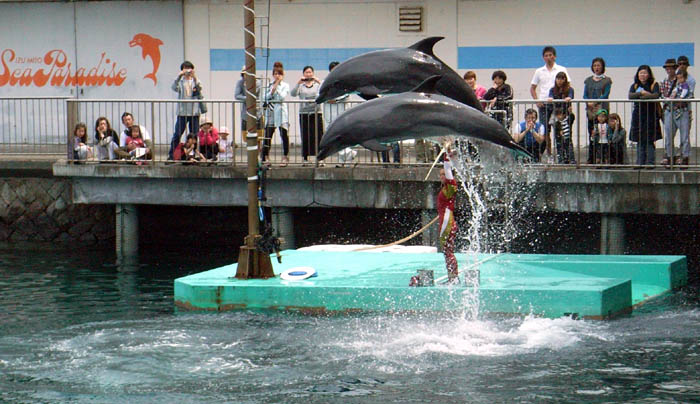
0,178,114,245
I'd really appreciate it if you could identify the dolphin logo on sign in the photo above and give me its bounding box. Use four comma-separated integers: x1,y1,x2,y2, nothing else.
129,33,163,85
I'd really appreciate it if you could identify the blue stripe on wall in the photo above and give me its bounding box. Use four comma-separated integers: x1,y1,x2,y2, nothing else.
211,48,381,71
212,43,695,71
458,43,694,70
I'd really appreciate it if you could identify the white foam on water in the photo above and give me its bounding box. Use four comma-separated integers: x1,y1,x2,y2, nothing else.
329,314,611,370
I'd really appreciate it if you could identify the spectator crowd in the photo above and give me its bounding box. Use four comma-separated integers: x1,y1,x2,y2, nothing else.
72,47,696,168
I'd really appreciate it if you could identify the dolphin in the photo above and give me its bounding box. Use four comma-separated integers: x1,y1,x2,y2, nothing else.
315,36,482,112
129,33,164,86
317,76,531,160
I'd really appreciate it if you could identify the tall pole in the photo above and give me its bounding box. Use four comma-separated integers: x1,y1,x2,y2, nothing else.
243,0,259,237
236,0,274,279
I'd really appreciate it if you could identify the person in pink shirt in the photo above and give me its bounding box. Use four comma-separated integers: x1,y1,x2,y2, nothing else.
197,118,220,161
463,71,487,100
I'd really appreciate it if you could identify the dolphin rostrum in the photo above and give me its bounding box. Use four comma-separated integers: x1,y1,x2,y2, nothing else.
315,37,482,112
317,76,531,160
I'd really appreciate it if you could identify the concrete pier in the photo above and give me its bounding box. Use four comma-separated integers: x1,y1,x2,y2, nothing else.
272,207,295,250
601,214,626,255
116,204,138,255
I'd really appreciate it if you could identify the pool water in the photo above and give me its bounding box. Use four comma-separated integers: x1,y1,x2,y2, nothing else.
1,249,698,403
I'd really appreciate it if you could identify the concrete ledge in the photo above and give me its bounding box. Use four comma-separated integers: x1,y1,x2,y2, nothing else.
54,162,700,214
0,161,55,178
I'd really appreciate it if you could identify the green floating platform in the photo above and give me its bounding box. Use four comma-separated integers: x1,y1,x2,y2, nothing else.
174,250,687,319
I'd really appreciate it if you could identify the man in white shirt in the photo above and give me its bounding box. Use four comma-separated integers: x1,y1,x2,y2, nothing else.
530,46,569,158
120,112,153,150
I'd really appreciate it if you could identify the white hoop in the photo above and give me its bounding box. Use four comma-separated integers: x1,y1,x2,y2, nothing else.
280,266,317,281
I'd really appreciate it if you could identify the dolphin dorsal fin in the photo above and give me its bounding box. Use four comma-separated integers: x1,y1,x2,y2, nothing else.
407,37,444,57
411,75,442,94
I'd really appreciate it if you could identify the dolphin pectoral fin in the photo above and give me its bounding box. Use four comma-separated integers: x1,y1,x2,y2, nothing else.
361,139,392,152
410,75,442,94
356,85,384,97
358,93,379,101
407,37,444,57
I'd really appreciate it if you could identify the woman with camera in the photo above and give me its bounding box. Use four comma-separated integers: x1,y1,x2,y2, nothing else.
291,65,323,166
262,67,290,167
168,61,204,160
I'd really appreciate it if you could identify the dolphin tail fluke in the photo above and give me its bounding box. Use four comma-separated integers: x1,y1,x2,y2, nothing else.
408,36,444,57
144,73,157,85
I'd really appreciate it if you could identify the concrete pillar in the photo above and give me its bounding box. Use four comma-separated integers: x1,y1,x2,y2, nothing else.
600,214,625,255
116,204,139,255
421,209,438,248
272,207,295,250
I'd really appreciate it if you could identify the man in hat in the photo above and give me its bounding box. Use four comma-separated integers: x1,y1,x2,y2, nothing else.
676,56,695,97
660,58,679,166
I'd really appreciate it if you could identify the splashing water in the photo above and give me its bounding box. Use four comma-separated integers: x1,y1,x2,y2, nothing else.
444,140,539,319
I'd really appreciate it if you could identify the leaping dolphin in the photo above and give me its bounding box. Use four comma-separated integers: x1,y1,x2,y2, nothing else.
317,76,531,161
315,36,482,112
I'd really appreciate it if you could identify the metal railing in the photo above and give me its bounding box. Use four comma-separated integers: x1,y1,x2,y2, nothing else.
0,96,71,155
1,96,697,169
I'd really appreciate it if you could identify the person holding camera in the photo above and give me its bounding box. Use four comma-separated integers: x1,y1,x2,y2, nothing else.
262,67,290,167
168,61,203,160
291,65,323,165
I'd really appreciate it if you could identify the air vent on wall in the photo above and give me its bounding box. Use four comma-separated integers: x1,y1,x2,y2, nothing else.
399,6,423,32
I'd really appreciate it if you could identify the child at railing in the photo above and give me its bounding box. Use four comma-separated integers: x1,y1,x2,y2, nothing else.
546,72,575,162
217,126,233,162
180,133,205,162
552,107,576,164
126,125,150,161
608,113,627,165
72,122,92,161
592,109,609,164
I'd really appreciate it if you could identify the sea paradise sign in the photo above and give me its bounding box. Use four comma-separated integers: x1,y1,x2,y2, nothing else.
0,33,163,88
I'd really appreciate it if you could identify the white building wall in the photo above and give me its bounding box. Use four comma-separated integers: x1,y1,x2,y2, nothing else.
456,0,700,100
1,0,697,144
183,0,698,103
